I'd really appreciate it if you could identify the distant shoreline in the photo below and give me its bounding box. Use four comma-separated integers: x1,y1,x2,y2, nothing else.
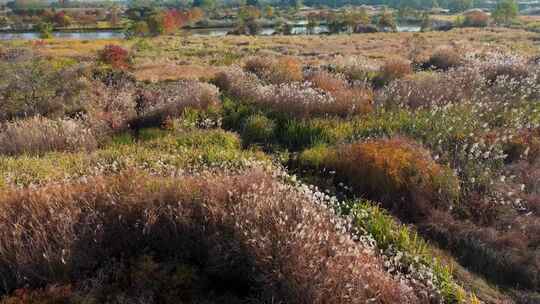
0,27,125,33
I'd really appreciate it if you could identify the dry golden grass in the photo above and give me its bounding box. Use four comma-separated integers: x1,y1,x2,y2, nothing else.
31,39,128,59
133,63,221,82
2,28,536,69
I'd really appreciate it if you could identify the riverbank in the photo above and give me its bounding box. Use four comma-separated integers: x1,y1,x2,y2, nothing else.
0,23,425,40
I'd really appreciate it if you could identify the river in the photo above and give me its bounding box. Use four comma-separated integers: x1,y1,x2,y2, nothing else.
0,25,421,40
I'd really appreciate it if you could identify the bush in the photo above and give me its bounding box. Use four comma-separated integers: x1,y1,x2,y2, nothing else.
241,114,275,145
214,66,264,102
334,56,380,82
98,45,130,70
299,144,333,168
244,56,303,84
379,54,540,109
35,22,53,39
125,21,150,39
278,119,327,150
332,86,374,115
129,80,221,131
305,70,348,92
502,128,540,163
0,117,98,156
422,210,540,290
216,68,371,118
374,59,413,87
0,60,88,122
306,137,460,221
377,68,484,109
463,11,489,27
266,83,355,118
482,55,530,84
422,48,464,71
0,169,421,303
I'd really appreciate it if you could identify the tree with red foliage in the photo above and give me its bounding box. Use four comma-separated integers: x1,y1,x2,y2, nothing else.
160,8,206,35
98,45,130,70
161,9,192,34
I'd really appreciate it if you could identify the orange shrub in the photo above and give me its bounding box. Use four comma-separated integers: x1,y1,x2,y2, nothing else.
305,70,348,92
244,56,303,84
375,59,413,87
275,56,303,82
306,71,374,114
306,71,373,115
332,87,374,115
325,138,459,221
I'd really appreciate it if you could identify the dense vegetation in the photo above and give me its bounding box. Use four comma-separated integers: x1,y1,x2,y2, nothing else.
1,0,533,38
1,25,540,303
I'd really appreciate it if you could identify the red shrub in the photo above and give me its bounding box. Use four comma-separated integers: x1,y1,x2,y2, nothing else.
98,45,130,70
162,9,188,34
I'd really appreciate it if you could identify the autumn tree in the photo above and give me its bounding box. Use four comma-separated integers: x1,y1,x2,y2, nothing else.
343,9,370,32
162,9,185,33
235,6,261,35
188,7,205,23
53,11,72,27
264,5,274,18
377,9,397,32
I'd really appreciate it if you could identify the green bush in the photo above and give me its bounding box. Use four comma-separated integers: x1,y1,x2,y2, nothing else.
298,144,333,169
279,120,327,151
241,114,275,145
0,60,87,122
36,22,53,39
350,202,466,303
